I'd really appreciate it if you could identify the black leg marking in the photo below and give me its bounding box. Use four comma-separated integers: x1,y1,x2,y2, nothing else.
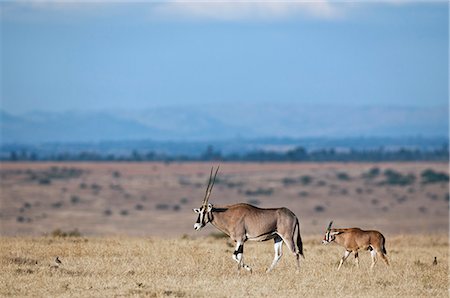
234,244,244,255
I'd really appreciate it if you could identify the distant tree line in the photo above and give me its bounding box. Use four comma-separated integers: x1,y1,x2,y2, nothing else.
2,144,448,162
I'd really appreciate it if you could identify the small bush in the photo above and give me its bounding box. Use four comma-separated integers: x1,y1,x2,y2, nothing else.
397,196,407,203
156,204,170,210
51,201,63,209
70,196,80,204
180,197,189,204
245,188,273,196
418,206,427,214
112,171,121,178
281,177,297,186
363,167,380,179
39,178,51,185
421,169,449,184
381,169,415,186
103,209,113,216
314,205,325,212
317,180,327,187
301,175,313,185
298,191,309,197
247,199,261,206
336,172,350,181
135,204,144,211
172,205,181,212
51,228,81,237
120,210,129,216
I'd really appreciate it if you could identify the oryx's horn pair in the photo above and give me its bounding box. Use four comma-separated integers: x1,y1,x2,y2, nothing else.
202,166,219,207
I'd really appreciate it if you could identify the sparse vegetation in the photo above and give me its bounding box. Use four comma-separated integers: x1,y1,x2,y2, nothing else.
298,191,309,197
421,169,449,184
336,172,350,181
244,188,273,196
381,169,416,186
50,228,81,237
155,204,170,211
247,199,261,206
51,201,63,209
70,195,80,204
363,167,380,179
314,205,325,212
282,175,313,186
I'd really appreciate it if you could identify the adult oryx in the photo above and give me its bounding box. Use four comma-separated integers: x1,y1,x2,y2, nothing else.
193,167,304,273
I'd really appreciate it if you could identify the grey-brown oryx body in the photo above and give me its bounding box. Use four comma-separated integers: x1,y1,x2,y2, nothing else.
322,221,389,270
193,167,304,273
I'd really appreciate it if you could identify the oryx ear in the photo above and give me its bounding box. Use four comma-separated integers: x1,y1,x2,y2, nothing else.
193,208,201,213
206,203,213,212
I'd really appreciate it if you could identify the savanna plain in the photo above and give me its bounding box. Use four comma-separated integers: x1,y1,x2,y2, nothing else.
0,162,448,297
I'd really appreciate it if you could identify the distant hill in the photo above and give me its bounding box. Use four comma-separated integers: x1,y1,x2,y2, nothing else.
1,103,448,143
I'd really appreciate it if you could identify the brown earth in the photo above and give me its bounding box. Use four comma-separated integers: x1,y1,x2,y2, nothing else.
0,162,448,237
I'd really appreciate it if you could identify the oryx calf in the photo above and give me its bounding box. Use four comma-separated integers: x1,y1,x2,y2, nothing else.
193,167,304,273
322,221,389,270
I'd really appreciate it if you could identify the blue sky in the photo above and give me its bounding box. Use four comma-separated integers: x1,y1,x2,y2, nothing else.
1,1,448,114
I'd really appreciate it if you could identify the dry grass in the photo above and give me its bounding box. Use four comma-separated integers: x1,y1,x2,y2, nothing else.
1,235,448,297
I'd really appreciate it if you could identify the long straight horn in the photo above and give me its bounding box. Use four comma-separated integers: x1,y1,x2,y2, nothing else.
327,221,333,230
202,167,214,206
204,166,219,205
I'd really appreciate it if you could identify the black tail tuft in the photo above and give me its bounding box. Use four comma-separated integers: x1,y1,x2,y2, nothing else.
381,235,387,255
295,220,305,258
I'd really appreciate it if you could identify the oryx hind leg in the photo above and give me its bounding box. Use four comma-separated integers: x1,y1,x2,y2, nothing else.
378,251,389,266
279,234,300,271
354,251,360,268
370,248,377,270
232,241,252,273
267,235,283,273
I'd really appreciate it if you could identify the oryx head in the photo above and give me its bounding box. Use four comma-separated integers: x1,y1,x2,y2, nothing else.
322,221,340,244
193,166,219,231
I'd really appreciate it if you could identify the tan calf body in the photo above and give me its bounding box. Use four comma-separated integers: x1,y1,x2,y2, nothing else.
323,223,389,270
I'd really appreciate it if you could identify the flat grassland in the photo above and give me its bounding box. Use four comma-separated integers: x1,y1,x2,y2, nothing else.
1,162,448,296
0,235,448,297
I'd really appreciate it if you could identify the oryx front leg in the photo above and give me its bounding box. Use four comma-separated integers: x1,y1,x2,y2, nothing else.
337,250,351,270
232,242,252,273
267,236,283,273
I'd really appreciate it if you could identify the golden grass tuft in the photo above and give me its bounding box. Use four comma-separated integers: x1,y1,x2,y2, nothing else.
0,235,448,297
